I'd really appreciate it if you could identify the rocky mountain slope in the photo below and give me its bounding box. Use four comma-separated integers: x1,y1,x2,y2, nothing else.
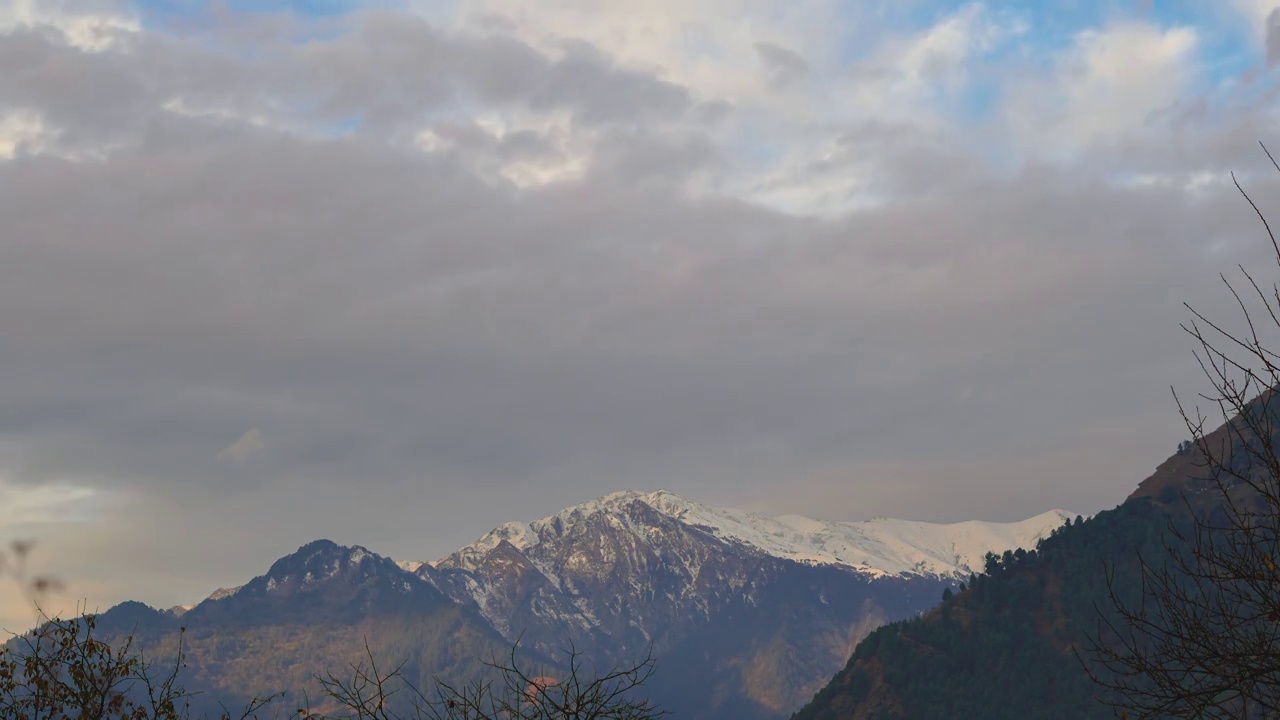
92,491,1068,720
91,540,517,718
401,491,1068,716
430,490,1070,580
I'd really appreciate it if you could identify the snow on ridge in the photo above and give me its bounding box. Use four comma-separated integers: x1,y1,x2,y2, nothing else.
667,504,1076,578
431,520,539,570
432,491,699,569
206,585,243,601
629,491,1071,578
428,490,1073,579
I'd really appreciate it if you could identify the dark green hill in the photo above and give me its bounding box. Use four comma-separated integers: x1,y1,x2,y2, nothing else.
792,499,1166,719
789,418,1243,720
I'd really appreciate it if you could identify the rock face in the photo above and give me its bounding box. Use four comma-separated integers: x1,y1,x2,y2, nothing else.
95,491,1067,720
184,539,453,625
410,491,1070,717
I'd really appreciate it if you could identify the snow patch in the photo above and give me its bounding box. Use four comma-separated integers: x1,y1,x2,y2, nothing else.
206,585,243,601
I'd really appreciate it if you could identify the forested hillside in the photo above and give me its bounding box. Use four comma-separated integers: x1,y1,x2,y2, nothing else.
793,499,1168,719
791,418,1244,720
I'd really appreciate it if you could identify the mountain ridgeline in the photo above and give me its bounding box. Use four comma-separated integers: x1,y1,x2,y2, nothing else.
90,491,1068,720
790,422,1244,720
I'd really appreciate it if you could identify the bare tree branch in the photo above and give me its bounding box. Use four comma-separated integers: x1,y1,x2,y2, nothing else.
1084,149,1280,718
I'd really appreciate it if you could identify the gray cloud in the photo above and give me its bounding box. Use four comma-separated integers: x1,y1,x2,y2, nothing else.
1268,8,1280,66
218,429,265,463
0,4,1276,627
754,41,809,89
294,15,698,130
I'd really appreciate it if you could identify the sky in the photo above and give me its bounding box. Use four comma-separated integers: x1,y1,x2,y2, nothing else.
3,0,1280,630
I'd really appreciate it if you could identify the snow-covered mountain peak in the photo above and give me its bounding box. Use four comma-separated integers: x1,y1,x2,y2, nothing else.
540,489,694,522
431,491,1073,580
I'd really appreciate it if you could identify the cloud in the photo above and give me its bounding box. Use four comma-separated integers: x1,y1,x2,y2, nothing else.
0,0,137,50
1233,0,1280,30
1267,8,1280,65
0,477,97,527
754,41,809,89
218,428,266,464
1005,20,1198,154
3,0,1280,628
0,109,51,158
437,0,848,105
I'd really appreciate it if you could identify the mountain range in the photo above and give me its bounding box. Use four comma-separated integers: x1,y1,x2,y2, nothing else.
92,490,1069,719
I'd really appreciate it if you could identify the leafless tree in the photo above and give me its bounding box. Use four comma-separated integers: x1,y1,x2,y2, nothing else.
1085,145,1280,718
304,638,666,720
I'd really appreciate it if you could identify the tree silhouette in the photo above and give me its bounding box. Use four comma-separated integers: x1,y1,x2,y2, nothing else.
1086,145,1280,718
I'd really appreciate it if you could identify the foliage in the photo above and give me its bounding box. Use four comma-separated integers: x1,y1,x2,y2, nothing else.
1083,150,1280,718
790,499,1170,720
0,613,275,720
